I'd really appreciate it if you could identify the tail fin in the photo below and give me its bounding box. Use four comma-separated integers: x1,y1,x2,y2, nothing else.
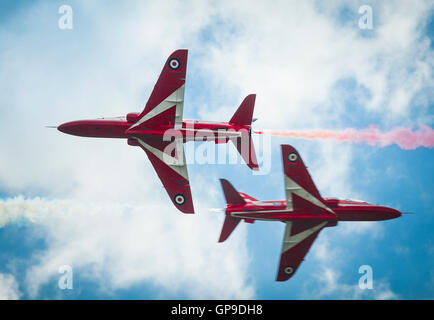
218,179,244,242
229,94,259,170
220,179,245,206
229,94,256,126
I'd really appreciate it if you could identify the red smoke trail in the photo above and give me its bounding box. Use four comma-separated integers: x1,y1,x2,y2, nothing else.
255,125,434,150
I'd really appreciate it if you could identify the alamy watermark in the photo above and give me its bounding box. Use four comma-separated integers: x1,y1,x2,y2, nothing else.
358,265,374,290
58,5,73,30
358,5,373,30
58,265,73,290
152,124,272,175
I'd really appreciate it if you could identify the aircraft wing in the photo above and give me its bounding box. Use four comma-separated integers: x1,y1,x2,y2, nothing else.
276,220,328,281
129,49,187,131
281,145,335,215
136,136,194,214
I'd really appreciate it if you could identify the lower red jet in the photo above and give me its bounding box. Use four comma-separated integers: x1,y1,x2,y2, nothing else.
57,49,259,214
218,144,401,281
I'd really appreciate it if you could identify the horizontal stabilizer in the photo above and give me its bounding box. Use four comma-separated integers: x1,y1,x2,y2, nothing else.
231,134,259,171
219,215,241,242
229,94,256,126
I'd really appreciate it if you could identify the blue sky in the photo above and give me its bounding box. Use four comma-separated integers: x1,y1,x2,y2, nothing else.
0,0,433,299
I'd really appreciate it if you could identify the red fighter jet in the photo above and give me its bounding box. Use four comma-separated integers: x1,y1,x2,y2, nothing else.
57,49,259,214
218,144,402,281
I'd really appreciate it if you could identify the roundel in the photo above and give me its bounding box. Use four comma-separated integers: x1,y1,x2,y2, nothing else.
168,58,180,70
283,266,294,275
174,193,186,205
287,152,298,162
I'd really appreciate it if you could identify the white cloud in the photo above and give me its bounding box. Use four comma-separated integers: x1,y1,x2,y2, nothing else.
300,266,399,299
197,0,433,128
309,220,383,272
0,196,253,299
0,0,431,299
304,219,394,299
0,0,255,299
0,273,21,300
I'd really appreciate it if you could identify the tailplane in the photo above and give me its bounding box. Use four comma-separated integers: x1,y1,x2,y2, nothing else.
229,95,259,171
229,94,256,126
218,179,245,242
219,216,241,242
231,134,259,171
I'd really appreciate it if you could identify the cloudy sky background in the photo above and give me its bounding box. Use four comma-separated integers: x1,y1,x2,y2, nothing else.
0,0,433,299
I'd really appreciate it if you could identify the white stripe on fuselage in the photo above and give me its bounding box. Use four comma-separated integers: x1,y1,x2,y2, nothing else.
230,209,335,221
182,128,242,141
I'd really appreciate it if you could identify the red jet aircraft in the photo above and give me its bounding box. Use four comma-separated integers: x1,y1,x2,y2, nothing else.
218,144,402,281
57,49,259,214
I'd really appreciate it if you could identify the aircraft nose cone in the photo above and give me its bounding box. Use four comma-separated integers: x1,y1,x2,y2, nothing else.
392,208,402,219
383,207,402,220
57,123,67,133
58,122,78,135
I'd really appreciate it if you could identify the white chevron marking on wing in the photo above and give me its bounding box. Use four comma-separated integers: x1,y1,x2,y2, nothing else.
284,176,335,215
129,85,185,130
281,221,328,253
136,138,188,181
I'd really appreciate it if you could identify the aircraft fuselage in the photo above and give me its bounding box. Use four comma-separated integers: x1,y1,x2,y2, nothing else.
58,118,246,142
227,198,401,222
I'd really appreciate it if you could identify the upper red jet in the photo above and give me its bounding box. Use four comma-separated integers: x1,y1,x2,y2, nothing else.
218,144,402,281
58,49,259,214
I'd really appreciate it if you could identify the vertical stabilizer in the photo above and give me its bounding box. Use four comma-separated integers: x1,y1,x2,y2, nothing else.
229,94,259,170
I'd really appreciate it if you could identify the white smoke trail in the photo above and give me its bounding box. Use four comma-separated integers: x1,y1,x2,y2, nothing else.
0,196,65,227
0,196,122,227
